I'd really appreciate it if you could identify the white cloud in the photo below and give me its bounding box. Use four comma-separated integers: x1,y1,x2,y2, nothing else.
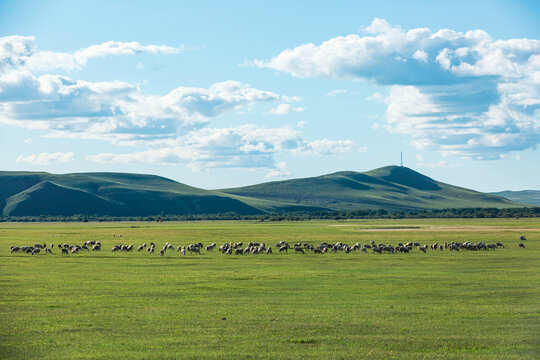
0,36,181,74
23,138,32,143
296,120,307,128
254,18,540,159
86,124,358,174
269,103,306,115
326,89,346,97
2,36,361,174
16,151,74,165
412,49,428,62
265,162,291,178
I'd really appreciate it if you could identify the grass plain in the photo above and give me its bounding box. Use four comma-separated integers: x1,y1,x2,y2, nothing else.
0,218,539,359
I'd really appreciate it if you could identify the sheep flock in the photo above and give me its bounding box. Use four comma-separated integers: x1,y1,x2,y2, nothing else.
9,235,529,256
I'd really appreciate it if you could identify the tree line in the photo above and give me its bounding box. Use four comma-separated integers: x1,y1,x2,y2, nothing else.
1,207,539,222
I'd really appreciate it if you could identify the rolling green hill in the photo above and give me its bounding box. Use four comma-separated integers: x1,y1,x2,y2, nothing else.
489,190,540,206
220,166,523,211
0,166,525,217
0,172,264,216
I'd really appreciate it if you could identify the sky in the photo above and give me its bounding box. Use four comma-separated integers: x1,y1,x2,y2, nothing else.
0,0,539,192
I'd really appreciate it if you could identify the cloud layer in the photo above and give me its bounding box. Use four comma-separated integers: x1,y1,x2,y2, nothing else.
256,18,540,159
1,36,358,176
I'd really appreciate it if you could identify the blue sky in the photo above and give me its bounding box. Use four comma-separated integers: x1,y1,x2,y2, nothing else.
1,0,539,191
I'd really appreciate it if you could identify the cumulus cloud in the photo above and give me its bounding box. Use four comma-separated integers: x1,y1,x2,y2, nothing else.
269,103,306,115
0,36,181,73
86,124,359,172
255,18,540,159
1,35,359,174
16,151,74,165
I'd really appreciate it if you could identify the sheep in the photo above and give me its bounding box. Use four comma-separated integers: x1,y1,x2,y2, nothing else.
61,248,69,254
92,244,101,251
50,244,54,248
487,244,497,250
181,246,186,255
206,245,214,252
266,246,272,254
294,246,304,254
10,246,20,253
235,248,243,255
138,245,145,252
32,248,40,255
71,247,79,254
518,243,525,248
279,246,288,253
82,245,89,251
45,248,52,254
127,244,134,252
520,236,527,241
449,244,460,251
112,245,121,252
160,249,165,256
496,242,504,248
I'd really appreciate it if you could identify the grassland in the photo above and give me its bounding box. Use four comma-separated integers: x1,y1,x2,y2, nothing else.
1,218,539,359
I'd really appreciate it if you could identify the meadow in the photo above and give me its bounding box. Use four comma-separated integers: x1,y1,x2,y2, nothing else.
1,218,539,359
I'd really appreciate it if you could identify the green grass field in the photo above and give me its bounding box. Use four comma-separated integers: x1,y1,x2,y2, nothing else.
1,219,539,359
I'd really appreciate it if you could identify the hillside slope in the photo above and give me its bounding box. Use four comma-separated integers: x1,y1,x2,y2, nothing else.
0,172,263,216
489,190,540,206
0,166,526,217
220,166,523,211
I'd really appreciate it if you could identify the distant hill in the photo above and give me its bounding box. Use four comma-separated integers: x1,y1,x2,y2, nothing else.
0,166,526,217
220,166,523,211
489,190,540,206
0,172,264,216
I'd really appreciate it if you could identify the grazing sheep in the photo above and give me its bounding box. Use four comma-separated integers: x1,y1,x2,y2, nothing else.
61,248,69,254
45,248,52,254
32,248,40,255
181,246,186,255
10,246,20,253
496,242,504,248
127,244,134,252
160,249,165,256
138,245,145,252
112,245,121,252
294,246,304,254
92,245,101,251
266,246,272,254
82,245,89,251
518,243,525,248
206,245,214,251
235,248,243,255
50,244,54,248
487,244,497,250
520,236,527,241
71,247,79,254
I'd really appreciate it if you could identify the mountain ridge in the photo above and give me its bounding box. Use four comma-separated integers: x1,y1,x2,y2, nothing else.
0,166,527,217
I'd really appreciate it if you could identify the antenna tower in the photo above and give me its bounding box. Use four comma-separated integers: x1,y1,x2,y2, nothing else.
400,151,403,167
